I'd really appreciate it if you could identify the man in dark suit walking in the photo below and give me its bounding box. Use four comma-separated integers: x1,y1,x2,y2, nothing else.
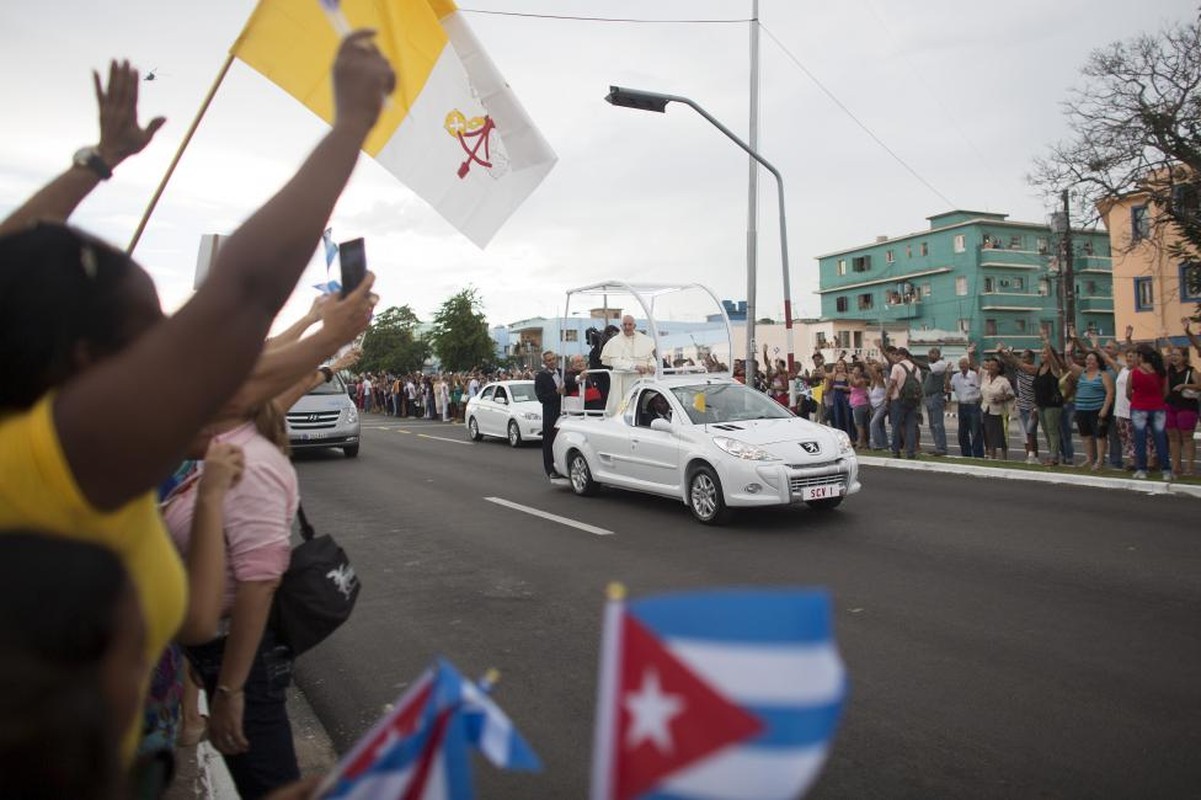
534,349,568,483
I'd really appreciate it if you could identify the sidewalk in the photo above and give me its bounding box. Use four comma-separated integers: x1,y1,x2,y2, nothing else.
164,686,338,799
857,452,1201,498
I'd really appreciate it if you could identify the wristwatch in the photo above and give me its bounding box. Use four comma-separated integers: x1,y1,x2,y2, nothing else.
72,146,113,180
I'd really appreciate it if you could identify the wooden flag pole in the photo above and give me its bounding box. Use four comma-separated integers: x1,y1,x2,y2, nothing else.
126,52,236,255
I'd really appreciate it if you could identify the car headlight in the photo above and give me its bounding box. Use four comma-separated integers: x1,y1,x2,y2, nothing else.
833,429,853,455
345,405,359,424
522,411,542,421
712,436,780,461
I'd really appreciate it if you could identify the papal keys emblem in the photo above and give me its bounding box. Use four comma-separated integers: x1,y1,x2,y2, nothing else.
444,110,508,179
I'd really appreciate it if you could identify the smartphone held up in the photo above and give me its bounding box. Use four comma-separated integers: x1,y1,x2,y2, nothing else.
339,238,367,298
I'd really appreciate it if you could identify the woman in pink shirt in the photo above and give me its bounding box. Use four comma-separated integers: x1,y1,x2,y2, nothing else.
1126,344,1170,480
164,404,299,798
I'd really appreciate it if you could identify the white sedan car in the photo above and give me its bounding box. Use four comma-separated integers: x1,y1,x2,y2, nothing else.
553,374,860,524
465,380,543,447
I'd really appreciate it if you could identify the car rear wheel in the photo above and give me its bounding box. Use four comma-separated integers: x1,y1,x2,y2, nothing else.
688,465,732,525
342,445,360,458
568,450,598,496
467,416,483,441
507,420,522,448
805,497,843,511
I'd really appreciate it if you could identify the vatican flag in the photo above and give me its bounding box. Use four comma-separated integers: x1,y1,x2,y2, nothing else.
232,0,557,248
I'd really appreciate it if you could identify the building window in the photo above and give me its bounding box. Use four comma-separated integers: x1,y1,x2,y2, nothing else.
1040,320,1053,338
835,296,849,312
886,249,894,263
1009,235,1024,249
1084,280,1097,295
953,234,966,253
561,329,578,342
1036,237,1049,254
852,255,872,273
984,319,997,336
1134,276,1154,311
857,293,874,310
1012,277,1024,290
921,283,932,298
920,242,929,256
906,244,912,258
1131,205,1150,241
1015,319,1027,333
984,277,995,293
815,332,828,348
958,318,971,333
836,259,846,276
1172,183,1199,217
1038,278,1050,297
1181,262,1201,303
955,276,968,296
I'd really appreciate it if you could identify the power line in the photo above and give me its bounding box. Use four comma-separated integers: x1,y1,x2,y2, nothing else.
758,22,957,209
459,8,750,24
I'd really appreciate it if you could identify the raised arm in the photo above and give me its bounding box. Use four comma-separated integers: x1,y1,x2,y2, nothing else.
263,294,328,352
56,31,396,510
217,277,375,420
0,61,166,237
1182,317,1201,357
270,346,362,416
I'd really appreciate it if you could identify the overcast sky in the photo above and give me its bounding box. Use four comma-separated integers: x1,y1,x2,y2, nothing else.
0,1,1191,331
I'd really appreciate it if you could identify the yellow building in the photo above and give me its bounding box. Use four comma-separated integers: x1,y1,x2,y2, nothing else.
1099,187,1201,340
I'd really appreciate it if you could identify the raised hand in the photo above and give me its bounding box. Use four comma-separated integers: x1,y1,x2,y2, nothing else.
198,442,244,499
94,60,166,168
1125,324,1134,340
332,30,397,137
320,272,378,345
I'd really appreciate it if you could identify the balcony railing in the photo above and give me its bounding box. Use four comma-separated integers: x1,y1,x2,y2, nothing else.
978,293,1046,311
977,247,1046,269
1077,296,1115,314
1072,254,1114,273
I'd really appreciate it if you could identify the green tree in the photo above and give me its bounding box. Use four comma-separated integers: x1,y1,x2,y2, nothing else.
1031,17,1201,302
430,287,495,372
359,305,429,374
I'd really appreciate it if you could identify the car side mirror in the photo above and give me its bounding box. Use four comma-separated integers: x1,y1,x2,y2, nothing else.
650,418,673,433
496,397,508,405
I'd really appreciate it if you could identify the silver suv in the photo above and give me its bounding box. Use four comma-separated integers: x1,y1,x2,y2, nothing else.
285,373,361,458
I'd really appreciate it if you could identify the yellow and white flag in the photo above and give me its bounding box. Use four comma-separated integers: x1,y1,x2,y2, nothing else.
232,0,557,248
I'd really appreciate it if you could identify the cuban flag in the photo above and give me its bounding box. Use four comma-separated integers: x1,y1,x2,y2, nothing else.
590,588,846,800
323,659,540,800
322,227,339,270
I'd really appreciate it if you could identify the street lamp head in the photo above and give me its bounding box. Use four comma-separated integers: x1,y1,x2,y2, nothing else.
605,86,670,113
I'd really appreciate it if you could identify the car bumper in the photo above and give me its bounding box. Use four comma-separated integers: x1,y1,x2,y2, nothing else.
288,432,360,450
716,456,861,508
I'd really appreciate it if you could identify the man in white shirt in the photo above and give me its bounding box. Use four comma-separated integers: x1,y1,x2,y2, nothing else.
600,315,656,374
950,348,984,457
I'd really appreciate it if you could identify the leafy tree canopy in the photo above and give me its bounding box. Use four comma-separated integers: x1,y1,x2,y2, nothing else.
430,287,495,372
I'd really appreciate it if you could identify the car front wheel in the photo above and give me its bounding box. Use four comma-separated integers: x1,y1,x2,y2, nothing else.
342,445,360,458
688,465,732,525
467,416,483,441
507,420,523,448
568,450,598,496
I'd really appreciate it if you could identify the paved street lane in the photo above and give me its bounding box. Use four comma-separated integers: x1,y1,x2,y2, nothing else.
292,417,1200,799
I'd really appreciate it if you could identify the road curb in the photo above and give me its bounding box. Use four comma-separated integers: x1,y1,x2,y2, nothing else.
857,454,1201,499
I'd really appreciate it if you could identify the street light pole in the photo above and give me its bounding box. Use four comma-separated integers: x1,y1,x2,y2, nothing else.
604,86,796,403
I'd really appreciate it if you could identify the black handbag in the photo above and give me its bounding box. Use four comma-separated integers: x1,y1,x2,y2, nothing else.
270,504,361,656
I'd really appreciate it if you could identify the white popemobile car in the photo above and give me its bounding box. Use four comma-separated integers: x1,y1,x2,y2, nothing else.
465,380,543,447
551,281,861,524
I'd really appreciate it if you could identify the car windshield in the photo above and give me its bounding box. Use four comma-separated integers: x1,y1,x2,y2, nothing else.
670,383,794,424
509,383,537,402
308,374,348,396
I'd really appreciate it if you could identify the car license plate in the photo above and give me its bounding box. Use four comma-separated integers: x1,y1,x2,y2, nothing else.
801,484,841,501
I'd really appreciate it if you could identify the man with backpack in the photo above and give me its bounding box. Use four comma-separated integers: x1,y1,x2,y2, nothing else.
887,346,922,459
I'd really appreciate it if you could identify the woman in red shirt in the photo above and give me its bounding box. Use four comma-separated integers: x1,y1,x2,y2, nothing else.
1126,344,1170,480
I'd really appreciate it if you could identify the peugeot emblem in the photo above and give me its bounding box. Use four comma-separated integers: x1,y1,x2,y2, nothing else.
800,441,821,454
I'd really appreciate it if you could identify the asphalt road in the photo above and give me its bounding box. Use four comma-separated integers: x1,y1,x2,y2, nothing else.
291,415,1200,799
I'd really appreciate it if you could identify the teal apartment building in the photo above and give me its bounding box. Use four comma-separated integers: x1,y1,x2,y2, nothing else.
816,210,1114,354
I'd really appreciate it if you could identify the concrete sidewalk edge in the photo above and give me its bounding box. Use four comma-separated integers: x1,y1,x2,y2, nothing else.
857,454,1201,498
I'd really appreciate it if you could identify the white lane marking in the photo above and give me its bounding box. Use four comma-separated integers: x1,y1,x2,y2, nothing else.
483,497,614,536
417,433,472,446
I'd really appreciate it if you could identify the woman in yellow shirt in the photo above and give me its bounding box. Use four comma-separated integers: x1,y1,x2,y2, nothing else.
0,33,394,757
